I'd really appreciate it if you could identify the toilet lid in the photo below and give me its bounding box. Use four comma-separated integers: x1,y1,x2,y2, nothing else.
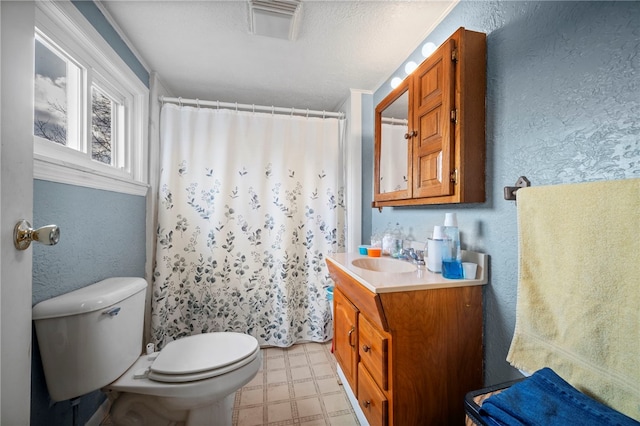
148,332,259,383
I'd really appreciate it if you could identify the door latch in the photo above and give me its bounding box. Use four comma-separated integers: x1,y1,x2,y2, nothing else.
14,219,60,250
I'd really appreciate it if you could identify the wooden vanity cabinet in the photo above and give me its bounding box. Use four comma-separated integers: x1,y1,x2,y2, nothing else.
328,260,483,426
373,27,486,207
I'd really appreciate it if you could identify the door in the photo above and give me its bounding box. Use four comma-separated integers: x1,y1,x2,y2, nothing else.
1,2,35,424
412,38,456,198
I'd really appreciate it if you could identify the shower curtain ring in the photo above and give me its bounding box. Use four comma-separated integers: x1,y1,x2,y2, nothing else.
217,100,220,110
196,98,200,108
252,104,255,114
323,110,326,119
178,97,182,107
271,106,275,115
306,109,309,118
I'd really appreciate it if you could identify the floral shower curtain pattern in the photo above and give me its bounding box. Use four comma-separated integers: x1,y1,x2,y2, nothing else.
152,104,346,348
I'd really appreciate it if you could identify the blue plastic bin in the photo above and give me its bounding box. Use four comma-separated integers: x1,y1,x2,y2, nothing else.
326,287,334,319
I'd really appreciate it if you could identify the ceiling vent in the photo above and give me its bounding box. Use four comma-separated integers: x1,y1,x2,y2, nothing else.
249,0,302,41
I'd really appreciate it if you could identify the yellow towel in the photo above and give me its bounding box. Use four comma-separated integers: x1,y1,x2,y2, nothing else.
507,178,640,421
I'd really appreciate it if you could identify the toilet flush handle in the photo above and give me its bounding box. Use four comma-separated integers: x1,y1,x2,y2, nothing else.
102,307,121,317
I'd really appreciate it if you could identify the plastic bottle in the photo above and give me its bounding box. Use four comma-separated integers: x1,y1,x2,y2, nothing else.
426,225,445,272
390,223,404,258
441,214,463,279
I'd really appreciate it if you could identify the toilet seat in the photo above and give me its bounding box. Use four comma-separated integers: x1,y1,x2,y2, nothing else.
148,332,259,383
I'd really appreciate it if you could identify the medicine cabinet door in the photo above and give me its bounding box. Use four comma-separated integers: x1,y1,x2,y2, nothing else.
412,38,456,199
374,79,412,203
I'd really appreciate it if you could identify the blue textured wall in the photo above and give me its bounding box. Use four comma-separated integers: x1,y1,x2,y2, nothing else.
31,180,147,425
32,181,146,303
369,1,640,385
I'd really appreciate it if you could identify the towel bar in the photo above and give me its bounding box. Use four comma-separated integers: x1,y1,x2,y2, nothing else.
504,176,531,201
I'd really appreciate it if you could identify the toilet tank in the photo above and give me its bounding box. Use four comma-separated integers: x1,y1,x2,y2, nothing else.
33,277,147,401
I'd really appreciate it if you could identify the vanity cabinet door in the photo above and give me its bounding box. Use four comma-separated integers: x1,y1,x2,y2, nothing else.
333,287,359,394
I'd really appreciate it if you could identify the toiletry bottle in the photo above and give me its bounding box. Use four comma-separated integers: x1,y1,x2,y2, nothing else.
441,214,463,279
390,223,404,258
382,224,394,256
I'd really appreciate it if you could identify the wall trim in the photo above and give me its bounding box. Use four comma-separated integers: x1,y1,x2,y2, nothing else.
34,156,149,196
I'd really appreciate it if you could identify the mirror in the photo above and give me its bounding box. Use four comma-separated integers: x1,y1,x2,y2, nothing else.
374,81,411,201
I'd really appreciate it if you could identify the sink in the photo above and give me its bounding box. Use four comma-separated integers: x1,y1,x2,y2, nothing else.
351,258,417,273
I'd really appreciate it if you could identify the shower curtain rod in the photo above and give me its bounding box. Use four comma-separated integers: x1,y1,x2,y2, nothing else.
382,117,408,125
159,96,345,119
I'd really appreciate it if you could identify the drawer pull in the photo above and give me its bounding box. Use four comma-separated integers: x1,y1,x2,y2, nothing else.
362,400,371,409
348,326,356,347
362,344,370,353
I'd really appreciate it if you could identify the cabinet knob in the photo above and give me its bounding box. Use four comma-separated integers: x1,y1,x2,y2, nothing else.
404,130,417,139
362,400,371,409
362,345,370,353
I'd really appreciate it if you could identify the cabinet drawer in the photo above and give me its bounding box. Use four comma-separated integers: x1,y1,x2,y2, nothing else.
359,314,389,390
358,363,388,426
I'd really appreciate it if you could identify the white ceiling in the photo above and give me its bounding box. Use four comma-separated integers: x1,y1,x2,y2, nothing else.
101,0,456,112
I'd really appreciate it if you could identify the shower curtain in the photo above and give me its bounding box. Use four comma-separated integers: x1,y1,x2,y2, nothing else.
380,122,409,192
152,104,346,348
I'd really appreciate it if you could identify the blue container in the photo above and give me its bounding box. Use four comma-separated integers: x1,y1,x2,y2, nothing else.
326,287,334,320
358,245,369,255
442,260,464,279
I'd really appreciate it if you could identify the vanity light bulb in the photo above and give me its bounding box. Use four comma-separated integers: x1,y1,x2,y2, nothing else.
404,61,417,75
390,77,403,89
422,42,436,57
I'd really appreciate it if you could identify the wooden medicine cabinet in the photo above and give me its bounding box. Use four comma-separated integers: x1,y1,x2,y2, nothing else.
373,27,486,208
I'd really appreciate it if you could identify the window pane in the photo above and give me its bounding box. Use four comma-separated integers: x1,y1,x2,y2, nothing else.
91,87,113,165
34,38,68,145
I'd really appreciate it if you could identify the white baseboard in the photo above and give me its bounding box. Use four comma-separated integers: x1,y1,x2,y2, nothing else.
336,364,369,426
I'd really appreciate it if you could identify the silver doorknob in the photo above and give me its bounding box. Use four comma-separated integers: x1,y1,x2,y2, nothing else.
14,219,60,250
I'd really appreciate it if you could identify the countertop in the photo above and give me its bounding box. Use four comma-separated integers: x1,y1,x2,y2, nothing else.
326,250,488,294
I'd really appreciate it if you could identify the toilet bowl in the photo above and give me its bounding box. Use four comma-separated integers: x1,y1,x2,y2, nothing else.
32,277,261,426
106,332,261,426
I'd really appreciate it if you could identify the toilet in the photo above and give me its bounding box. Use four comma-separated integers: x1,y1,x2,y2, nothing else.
32,277,261,426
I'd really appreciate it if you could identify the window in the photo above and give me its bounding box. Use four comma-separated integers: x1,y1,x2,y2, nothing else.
91,86,114,164
34,2,148,195
34,37,70,146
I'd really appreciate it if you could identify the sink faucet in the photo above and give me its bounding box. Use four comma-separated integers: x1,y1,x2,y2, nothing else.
403,248,425,265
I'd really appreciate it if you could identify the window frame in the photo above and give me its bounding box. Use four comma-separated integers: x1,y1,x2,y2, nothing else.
34,1,149,196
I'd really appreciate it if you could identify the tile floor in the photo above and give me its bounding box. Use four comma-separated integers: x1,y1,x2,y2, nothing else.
233,341,360,426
